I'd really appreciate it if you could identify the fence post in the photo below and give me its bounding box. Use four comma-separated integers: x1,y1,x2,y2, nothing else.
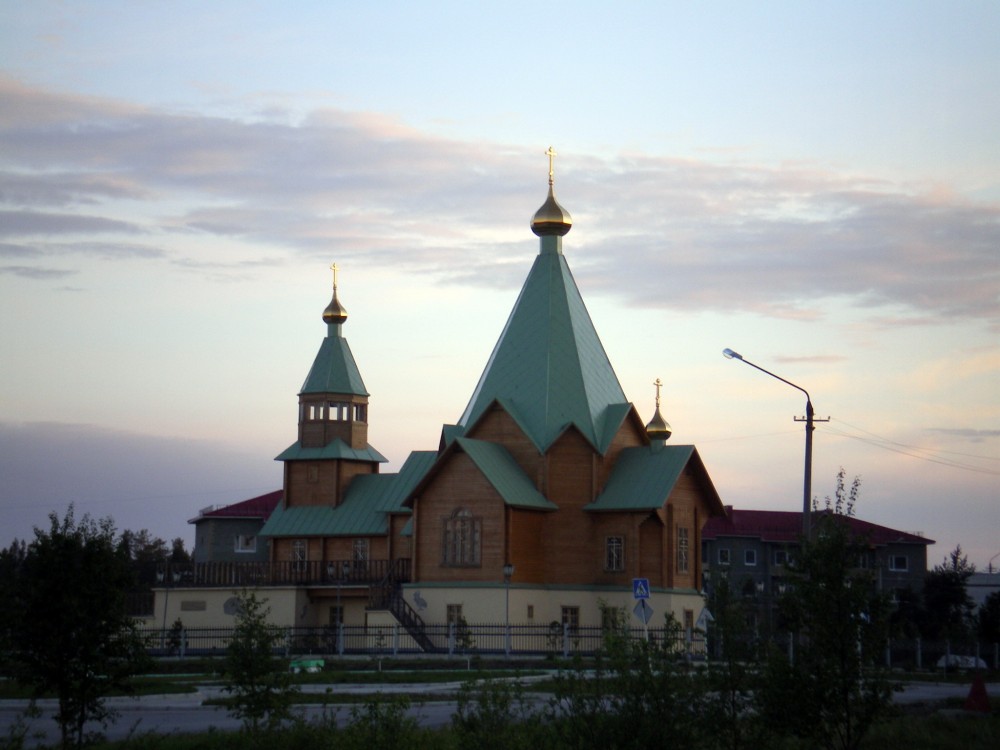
448,622,456,656
562,623,570,658
885,638,891,669
180,628,187,659
393,623,400,656
916,637,921,670
285,628,291,658
945,640,950,675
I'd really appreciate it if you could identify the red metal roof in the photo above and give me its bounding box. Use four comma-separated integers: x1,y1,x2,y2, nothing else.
192,490,282,522
702,507,933,546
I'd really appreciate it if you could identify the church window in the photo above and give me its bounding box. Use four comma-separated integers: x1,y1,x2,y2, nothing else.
292,539,307,572
354,403,367,422
352,539,369,564
605,536,625,571
442,508,481,567
677,527,690,573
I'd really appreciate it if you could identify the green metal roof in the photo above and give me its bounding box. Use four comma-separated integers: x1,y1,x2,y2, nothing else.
457,245,629,454
299,325,368,396
585,444,705,512
261,450,436,538
275,438,387,463
455,437,558,510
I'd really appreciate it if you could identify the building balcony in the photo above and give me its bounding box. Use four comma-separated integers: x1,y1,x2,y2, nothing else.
154,558,410,589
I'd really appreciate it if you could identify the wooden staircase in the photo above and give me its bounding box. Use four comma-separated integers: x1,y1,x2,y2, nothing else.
367,564,436,653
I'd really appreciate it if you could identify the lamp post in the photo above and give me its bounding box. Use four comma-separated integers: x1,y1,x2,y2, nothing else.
503,562,515,657
723,348,826,537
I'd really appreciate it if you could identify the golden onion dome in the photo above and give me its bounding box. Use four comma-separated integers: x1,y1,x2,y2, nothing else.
645,406,672,442
323,292,347,325
531,185,572,236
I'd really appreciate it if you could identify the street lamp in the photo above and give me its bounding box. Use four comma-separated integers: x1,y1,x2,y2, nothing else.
503,562,515,657
723,348,826,537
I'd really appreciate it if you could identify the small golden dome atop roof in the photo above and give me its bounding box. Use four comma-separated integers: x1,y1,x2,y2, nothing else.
646,378,672,442
322,262,348,325
530,146,572,237
645,407,672,442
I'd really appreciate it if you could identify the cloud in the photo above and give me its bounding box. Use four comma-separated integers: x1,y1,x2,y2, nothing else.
926,428,1000,442
1,75,997,324
0,209,143,237
0,265,75,279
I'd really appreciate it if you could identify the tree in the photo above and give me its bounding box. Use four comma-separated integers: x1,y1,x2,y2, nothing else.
223,590,298,732
921,545,976,641
759,471,894,750
2,507,148,750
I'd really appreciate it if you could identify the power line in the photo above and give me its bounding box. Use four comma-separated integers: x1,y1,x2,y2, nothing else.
820,420,1000,477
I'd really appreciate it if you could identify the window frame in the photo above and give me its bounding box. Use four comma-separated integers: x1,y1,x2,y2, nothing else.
888,554,909,572
744,548,757,566
292,539,307,573
561,606,580,632
718,547,731,566
605,535,625,572
234,534,257,554
442,508,482,567
677,527,690,573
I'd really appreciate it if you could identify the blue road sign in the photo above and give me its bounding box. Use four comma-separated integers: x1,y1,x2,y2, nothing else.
633,599,654,624
632,578,650,600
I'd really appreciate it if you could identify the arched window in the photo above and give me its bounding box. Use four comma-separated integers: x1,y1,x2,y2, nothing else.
442,508,481,567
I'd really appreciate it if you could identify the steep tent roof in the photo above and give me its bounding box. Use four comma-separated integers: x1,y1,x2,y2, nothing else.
456,242,629,454
261,450,435,537
300,332,368,396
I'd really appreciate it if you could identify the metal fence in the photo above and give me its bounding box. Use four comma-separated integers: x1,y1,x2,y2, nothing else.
137,623,1000,670
139,622,692,659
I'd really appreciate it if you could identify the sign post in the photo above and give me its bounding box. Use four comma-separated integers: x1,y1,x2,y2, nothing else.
632,578,652,641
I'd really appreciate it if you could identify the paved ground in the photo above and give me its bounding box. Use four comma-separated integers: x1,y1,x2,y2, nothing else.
2,679,996,748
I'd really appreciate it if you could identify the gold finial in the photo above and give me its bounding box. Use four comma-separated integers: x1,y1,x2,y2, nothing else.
531,146,572,238
323,262,348,326
545,146,557,186
645,377,672,442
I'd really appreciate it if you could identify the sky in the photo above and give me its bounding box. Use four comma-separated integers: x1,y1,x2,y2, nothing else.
1,1,998,570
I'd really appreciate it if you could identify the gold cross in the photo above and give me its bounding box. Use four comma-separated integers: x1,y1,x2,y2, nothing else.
330,262,339,290
545,146,557,185
653,378,663,408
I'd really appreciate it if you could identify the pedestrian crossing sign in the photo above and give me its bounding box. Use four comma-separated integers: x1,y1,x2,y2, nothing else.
632,578,650,600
